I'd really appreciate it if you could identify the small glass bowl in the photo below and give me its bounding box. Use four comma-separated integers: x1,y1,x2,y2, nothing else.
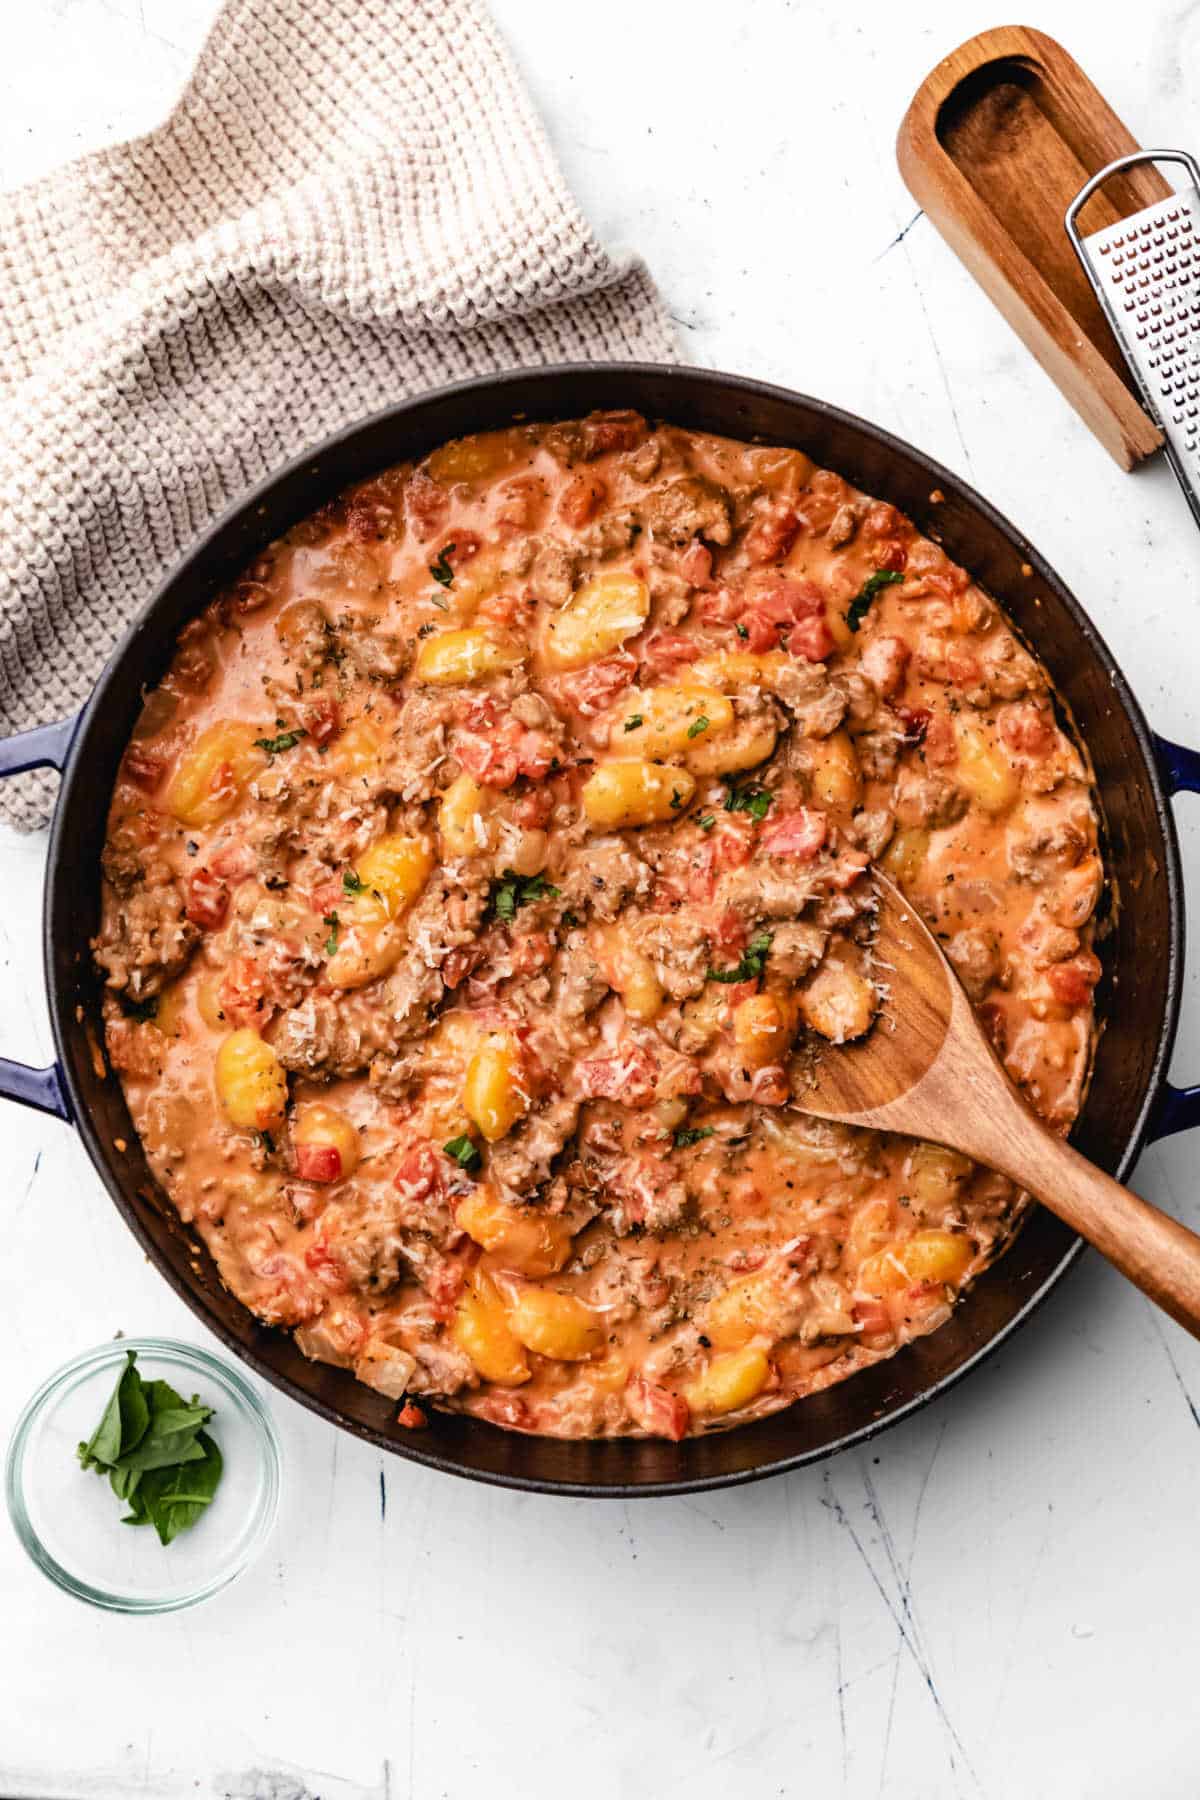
6,1337,281,1613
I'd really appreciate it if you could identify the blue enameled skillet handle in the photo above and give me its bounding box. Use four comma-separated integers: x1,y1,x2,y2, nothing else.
1149,733,1200,1140
0,714,79,1122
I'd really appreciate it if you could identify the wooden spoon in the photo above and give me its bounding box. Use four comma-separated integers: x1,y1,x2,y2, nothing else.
799,873,1200,1339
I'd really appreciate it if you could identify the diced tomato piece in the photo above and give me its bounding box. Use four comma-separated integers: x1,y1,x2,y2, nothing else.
684,842,716,904
875,540,908,573
678,540,713,587
493,475,543,534
512,786,555,828
787,614,835,661
431,530,481,572
296,1142,343,1184
853,1297,892,1338
998,700,1056,756
305,697,341,746
861,502,905,541
581,409,646,457
123,744,166,793
945,646,982,687
1046,952,1102,1006
209,839,258,882
626,1374,689,1441
218,956,270,1027
396,1401,428,1429
558,474,607,528
442,944,484,990
736,575,826,654
406,467,449,541
922,712,957,765
455,712,558,789
896,705,931,746
743,503,801,566
697,586,743,624
575,1044,658,1103
711,816,755,874
393,1141,445,1206
185,866,230,930
477,1393,532,1429
428,1250,476,1323
475,589,524,628
712,909,748,953
637,630,703,677
304,1240,350,1292
760,808,827,860
556,652,637,717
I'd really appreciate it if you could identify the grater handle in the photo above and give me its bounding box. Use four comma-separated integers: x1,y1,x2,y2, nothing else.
1066,148,1200,530
1065,148,1200,249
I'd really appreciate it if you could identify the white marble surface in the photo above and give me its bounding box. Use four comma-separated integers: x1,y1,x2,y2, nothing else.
4,3,1200,1796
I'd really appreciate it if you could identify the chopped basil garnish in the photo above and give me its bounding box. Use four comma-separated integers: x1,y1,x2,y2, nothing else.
342,869,366,896
846,568,904,632
708,930,773,985
674,1125,715,1149
686,715,710,739
723,779,773,821
697,814,715,831
254,729,306,756
624,714,644,732
488,869,561,923
443,1135,481,1171
429,545,457,587
323,912,340,955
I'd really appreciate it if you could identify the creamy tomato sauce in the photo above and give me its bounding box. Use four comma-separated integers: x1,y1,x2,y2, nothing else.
94,414,1103,1439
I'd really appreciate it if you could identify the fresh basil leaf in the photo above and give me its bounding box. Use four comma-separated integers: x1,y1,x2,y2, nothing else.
143,1432,224,1545
324,912,339,956
697,814,715,831
686,716,710,739
80,1356,223,1545
846,568,903,632
78,1351,144,1471
342,869,366,895
624,714,643,732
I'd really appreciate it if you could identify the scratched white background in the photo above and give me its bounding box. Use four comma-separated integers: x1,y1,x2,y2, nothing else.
4,3,1200,1796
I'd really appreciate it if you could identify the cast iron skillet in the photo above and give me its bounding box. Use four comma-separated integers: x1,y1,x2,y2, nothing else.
4,364,1200,1496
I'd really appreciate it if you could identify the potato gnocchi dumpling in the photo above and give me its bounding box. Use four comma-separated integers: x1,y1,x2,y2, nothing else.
96,414,1101,1440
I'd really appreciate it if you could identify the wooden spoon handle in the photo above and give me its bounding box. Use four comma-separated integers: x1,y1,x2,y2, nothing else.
980,1098,1200,1340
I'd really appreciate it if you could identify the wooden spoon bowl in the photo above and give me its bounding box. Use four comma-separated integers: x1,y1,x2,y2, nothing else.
801,875,1200,1338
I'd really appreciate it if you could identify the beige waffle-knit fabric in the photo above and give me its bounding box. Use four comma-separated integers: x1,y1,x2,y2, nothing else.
0,0,676,828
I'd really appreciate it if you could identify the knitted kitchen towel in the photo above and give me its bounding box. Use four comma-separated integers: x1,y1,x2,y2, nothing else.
0,0,676,829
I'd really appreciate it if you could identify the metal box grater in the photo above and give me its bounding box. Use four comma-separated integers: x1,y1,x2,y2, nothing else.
1067,149,1200,526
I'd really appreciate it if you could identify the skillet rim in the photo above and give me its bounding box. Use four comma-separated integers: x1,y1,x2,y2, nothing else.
43,361,1187,1495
